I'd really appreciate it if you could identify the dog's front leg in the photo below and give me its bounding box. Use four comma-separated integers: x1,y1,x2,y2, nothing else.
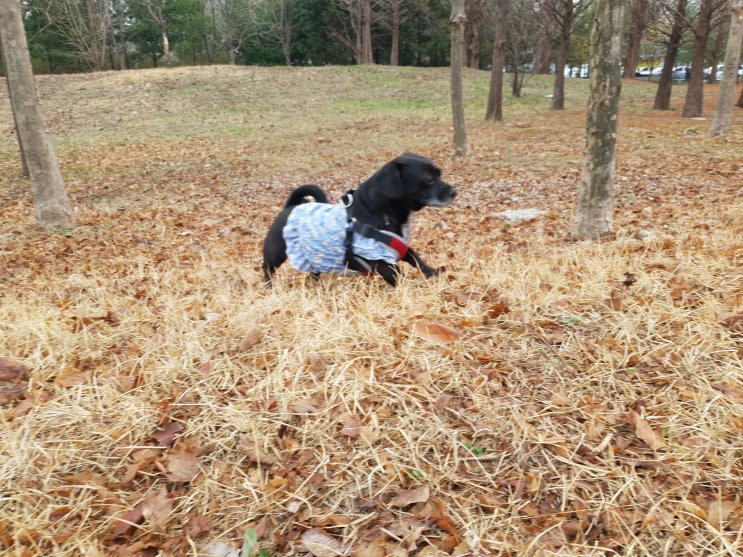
403,248,439,278
348,257,401,286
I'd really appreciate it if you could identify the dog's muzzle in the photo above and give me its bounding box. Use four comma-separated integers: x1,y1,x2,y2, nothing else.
428,185,457,207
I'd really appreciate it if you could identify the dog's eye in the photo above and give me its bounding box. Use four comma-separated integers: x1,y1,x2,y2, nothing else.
424,176,436,186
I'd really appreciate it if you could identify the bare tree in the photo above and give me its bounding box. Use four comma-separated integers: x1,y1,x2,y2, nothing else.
682,0,727,117
508,0,540,97
143,0,173,66
532,29,553,74
332,0,375,64
485,0,508,121
261,0,297,66
450,0,470,156
706,20,726,83
622,0,656,79
1,42,29,176
466,0,485,69
204,0,256,65
111,0,129,70
653,0,687,110
378,0,419,65
0,0,75,229
537,0,587,110
709,0,743,136
573,0,625,240
38,0,111,70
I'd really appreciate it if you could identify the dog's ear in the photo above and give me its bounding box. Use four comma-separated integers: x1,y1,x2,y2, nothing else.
372,159,407,200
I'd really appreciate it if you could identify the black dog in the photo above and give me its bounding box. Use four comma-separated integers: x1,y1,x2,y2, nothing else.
261,153,456,286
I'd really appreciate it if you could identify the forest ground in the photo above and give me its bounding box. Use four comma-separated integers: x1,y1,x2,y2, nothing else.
0,65,742,557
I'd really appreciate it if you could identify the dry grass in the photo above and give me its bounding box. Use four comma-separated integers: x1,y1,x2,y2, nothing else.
1,65,742,556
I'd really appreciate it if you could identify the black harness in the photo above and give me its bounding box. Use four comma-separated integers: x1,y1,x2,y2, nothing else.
341,190,409,271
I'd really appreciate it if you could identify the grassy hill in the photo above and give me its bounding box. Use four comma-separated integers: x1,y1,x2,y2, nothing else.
0,65,742,556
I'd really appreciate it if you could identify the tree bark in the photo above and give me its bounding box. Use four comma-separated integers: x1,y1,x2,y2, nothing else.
573,0,625,240
622,0,649,79
143,1,172,67
450,0,470,156
468,22,480,69
653,0,687,110
532,32,552,74
706,21,726,83
485,0,508,121
361,0,373,64
0,41,29,176
682,0,714,117
390,0,400,65
551,0,574,110
0,0,75,229
709,1,743,136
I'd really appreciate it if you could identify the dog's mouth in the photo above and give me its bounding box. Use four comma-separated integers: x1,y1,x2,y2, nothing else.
426,187,457,207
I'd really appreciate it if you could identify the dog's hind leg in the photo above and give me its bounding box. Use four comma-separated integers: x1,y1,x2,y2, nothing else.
262,233,288,286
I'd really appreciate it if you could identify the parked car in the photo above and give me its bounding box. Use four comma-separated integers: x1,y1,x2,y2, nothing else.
703,64,743,80
704,64,724,80
635,67,652,78
563,64,589,78
671,66,689,81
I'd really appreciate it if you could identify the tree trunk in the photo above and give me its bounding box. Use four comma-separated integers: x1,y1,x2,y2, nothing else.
738,83,743,108
706,22,726,84
161,27,171,67
450,0,469,156
485,0,508,121
361,0,373,64
468,23,480,69
622,0,648,79
551,4,573,110
532,32,552,74
0,0,75,229
390,0,400,66
653,0,686,110
709,1,743,136
573,0,625,240
682,0,714,117
0,41,29,176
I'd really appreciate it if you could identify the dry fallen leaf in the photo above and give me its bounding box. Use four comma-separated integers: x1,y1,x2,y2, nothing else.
0,357,29,404
151,422,184,446
714,384,743,404
184,515,212,538
238,327,264,351
627,411,667,450
111,505,145,537
339,414,362,437
706,499,741,530
300,528,349,557
414,320,460,343
165,450,201,483
201,541,239,557
141,487,174,527
289,397,323,414
719,313,743,332
486,302,510,318
390,485,430,507
237,435,277,466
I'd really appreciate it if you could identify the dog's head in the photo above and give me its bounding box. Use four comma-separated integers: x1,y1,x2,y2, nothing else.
370,153,456,211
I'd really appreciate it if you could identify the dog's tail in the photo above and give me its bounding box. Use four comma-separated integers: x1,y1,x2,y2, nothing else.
284,185,328,208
